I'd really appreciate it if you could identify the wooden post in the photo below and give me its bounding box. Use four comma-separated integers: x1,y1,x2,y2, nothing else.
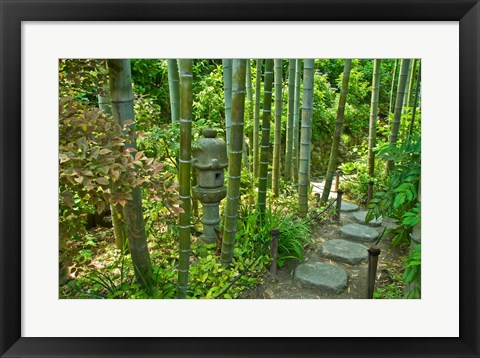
334,170,341,192
336,188,343,221
270,228,280,277
367,246,381,298
367,180,374,205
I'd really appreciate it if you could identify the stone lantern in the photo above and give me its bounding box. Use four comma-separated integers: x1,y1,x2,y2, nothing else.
192,128,228,243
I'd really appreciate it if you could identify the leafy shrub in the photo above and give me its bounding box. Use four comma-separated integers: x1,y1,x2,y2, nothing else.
236,205,311,268
367,137,421,245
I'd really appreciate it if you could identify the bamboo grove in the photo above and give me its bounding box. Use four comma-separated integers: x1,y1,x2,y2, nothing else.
59,58,422,299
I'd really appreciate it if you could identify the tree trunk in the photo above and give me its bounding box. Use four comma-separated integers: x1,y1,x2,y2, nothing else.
284,59,296,181
257,59,274,221
222,59,232,155
167,59,180,124
321,59,353,204
367,59,381,177
298,59,314,218
107,59,152,287
221,59,247,266
176,59,193,298
386,59,411,171
388,59,398,119
272,59,282,197
292,59,302,185
253,59,262,178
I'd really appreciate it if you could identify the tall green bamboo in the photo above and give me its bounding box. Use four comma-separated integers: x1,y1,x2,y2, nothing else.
222,59,232,153
253,59,262,178
402,60,413,110
298,59,314,218
367,59,381,177
98,86,127,250
388,59,398,118
272,59,282,197
167,59,180,124
406,59,417,107
408,62,421,138
386,58,411,171
244,60,252,169
292,59,302,184
176,59,193,299
284,59,296,181
320,59,353,204
257,59,274,220
107,59,152,286
221,59,247,266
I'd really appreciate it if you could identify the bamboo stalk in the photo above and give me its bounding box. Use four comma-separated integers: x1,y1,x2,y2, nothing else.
176,59,193,298
388,59,398,120
298,59,314,218
292,59,302,184
402,60,413,110
408,62,421,138
221,59,247,266
223,59,232,155
257,59,274,221
245,60,253,171
284,59,296,181
367,59,381,177
167,59,180,124
321,59,353,204
386,59,411,171
272,59,282,197
97,86,127,250
406,59,417,107
107,59,152,287
253,59,263,178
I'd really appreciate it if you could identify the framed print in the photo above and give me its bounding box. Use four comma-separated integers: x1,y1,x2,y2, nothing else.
1,0,479,357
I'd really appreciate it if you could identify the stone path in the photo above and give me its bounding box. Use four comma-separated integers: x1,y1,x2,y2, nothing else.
292,183,386,296
240,182,400,299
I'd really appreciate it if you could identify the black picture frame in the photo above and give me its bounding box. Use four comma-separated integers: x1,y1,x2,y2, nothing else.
1,0,478,357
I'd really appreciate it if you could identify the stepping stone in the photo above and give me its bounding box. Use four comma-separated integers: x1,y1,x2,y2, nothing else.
320,239,368,265
294,262,348,294
335,201,359,212
340,223,379,242
353,211,383,226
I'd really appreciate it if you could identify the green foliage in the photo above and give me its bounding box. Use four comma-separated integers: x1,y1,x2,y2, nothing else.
59,99,180,222
131,59,169,123
59,59,108,102
338,145,386,203
403,244,421,299
373,267,404,299
187,250,265,299
340,65,370,142
237,204,312,268
367,137,420,246
192,63,225,133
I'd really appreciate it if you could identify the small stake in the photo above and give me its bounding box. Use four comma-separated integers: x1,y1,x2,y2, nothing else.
336,188,343,221
367,180,374,205
270,228,280,277
367,246,381,299
334,170,341,192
